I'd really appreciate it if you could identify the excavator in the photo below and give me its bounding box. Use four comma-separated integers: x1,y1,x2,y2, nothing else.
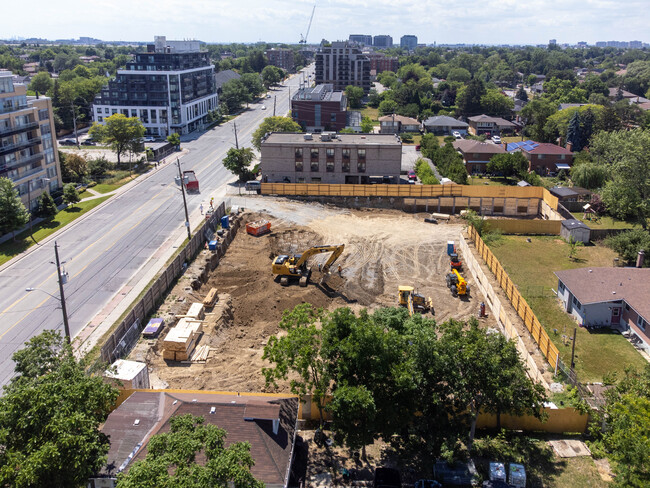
272,244,345,287
446,269,469,297
398,286,434,316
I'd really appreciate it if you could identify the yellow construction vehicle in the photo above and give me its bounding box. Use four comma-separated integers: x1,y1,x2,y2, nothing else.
398,286,434,316
272,244,345,287
446,269,469,297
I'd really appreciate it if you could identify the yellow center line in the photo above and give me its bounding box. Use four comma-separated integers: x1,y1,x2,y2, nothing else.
0,295,49,340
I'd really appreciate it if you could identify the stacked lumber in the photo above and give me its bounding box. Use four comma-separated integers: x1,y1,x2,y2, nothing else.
210,293,233,331
186,302,205,320
189,345,210,362
203,288,218,307
162,318,202,361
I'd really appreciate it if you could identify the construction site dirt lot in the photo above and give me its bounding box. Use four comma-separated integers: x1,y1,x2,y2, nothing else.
131,199,498,392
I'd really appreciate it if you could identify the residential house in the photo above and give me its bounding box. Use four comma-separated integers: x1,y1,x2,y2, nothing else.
290,84,347,132
260,132,402,184
88,391,299,488
378,114,420,134
452,139,505,174
554,267,650,351
22,62,39,75
422,115,469,135
506,140,573,175
467,114,516,136
214,69,241,94
531,81,544,94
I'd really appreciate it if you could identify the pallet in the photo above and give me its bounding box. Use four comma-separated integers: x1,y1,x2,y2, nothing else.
203,287,218,307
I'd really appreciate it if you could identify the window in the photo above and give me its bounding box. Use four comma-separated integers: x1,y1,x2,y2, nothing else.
538,154,543,159
297,177,305,183
295,148,303,160
342,161,350,172
98,116,103,122
326,160,334,172
311,177,321,183
572,296,581,310
295,160,303,172
558,282,565,294
331,113,337,122
358,149,366,160
624,303,630,311
310,148,319,161
311,160,319,172
638,315,647,331
357,160,366,172
342,148,350,160
326,148,334,161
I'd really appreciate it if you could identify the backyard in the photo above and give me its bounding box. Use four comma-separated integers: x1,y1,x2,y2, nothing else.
570,212,640,230
489,235,647,382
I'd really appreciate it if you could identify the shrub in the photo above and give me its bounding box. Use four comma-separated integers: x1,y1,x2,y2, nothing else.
415,158,440,185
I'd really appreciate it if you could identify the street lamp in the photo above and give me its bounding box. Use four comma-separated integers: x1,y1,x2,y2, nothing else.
26,241,71,342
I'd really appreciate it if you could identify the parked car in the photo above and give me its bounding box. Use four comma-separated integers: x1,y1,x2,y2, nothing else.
415,144,421,151
408,170,417,182
452,131,462,139
261,105,266,110
81,140,96,146
58,139,76,146
143,136,156,142
491,135,501,144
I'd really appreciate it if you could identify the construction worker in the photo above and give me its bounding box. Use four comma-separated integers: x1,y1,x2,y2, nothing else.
338,264,342,276
210,197,214,209
199,203,203,215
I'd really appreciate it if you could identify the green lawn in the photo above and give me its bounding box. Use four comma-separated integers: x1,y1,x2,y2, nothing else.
468,176,511,186
489,235,647,382
0,196,110,266
570,212,639,230
360,107,379,122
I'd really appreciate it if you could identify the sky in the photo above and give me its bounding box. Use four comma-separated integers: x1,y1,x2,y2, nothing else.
4,0,648,45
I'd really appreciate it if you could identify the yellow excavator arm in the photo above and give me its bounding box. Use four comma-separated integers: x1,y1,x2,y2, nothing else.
294,244,345,269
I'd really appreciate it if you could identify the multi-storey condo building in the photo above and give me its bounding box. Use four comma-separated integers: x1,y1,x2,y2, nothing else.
367,53,399,75
315,42,371,93
260,132,402,185
92,36,219,137
373,35,393,48
400,35,418,51
266,48,295,72
290,84,347,132
0,71,62,212
348,34,373,46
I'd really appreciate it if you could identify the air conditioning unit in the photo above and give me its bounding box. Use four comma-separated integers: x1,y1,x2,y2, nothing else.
304,133,313,140
320,133,331,141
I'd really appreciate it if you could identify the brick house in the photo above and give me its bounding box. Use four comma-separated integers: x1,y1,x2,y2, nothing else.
422,115,469,135
506,140,573,175
467,114,516,136
378,114,421,134
453,139,505,174
290,84,347,132
555,267,650,353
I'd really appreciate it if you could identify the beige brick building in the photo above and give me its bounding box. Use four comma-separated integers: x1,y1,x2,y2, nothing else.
0,71,62,211
260,132,402,184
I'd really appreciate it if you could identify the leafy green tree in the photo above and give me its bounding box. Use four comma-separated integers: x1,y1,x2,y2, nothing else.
328,385,376,458
167,132,181,148
570,160,608,190
263,304,331,426
0,177,29,240
222,147,255,181
260,65,282,89
116,414,263,488
521,98,557,142
62,183,80,207
0,331,118,488
487,152,529,178
360,116,374,133
480,90,514,117
368,88,382,108
88,156,112,180
415,158,440,184
447,67,471,82
89,114,145,165
240,72,264,99
515,85,528,102
251,116,301,150
605,230,650,266
566,110,583,151
35,191,57,218
456,79,486,117
28,71,53,94
345,85,364,109
220,78,250,112
378,99,398,117
62,152,88,182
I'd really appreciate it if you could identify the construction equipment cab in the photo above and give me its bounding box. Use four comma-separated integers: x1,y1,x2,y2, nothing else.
272,244,344,287
398,286,433,316
446,269,469,297
183,170,199,193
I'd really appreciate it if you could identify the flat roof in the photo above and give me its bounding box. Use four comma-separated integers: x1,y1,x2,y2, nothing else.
262,132,401,146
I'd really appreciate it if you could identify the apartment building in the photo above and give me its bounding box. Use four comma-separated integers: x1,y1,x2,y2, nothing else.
266,48,295,72
348,34,373,46
260,132,402,184
373,35,393,48
290,84,347,132
400,35,418,50
0,71,62,211
92,36,219,137
367,53,399,75
315,42,371,93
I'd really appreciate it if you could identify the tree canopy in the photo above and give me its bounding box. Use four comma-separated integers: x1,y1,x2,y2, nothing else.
0,177,29,240
89,114,145,165
345,85,364,109
251,116,301,150
222,147,256,182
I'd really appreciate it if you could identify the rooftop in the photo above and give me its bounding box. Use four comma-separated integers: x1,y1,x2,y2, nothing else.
550,186,580,198
453,139,506,154
422,115,469,127
555,267,650,320
467,114,516,127
507,140,572,155
378,114,420,125
262,132,401,146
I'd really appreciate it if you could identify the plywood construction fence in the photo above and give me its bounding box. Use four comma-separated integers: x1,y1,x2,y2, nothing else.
486,219,562,235
467,225,560,372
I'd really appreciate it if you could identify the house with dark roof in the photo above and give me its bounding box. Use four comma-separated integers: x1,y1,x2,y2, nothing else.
549,186,580,202
506,140,573,175
467,114,516,136
89,391,299,488
453,139,505,174
378,114,421,134
213,69,241,93
422,115,469,135
554,267,650,351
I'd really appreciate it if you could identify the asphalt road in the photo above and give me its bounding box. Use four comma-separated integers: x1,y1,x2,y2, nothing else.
0,66,314,387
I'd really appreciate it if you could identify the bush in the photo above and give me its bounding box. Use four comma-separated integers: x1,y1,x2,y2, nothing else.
400,133,414,143
605,229,650,266
62,183,80,207
35,191,57,218
415,158,440,185
88,156,112,180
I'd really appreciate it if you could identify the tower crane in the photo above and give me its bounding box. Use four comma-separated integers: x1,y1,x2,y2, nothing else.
299,4,316,45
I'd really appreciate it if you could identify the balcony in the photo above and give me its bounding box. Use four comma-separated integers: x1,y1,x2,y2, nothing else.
0,152,44,172
13,166,46,184
0,136,42,156
0,121,39,138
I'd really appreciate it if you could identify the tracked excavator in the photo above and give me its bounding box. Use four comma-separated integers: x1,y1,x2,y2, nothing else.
272,244,345,287
398,286,434,316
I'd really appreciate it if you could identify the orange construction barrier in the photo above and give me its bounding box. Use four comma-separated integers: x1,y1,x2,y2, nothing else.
246,220,271,237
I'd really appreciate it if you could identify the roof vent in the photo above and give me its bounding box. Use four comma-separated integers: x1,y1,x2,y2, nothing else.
134,419,140,426
173,400,178,405
304,133,312,140
192,399,197,402
210,406,216,414
320,133,331,141
612,291,616,294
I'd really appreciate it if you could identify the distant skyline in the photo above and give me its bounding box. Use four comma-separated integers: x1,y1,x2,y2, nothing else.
3,0,648,46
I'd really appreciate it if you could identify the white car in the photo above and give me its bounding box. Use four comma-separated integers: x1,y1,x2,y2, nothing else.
261,105,266,110
452,131,462,139
491,135,501,144
143,136,155,143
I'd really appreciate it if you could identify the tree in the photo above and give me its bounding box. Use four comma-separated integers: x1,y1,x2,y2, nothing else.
328,385,376,459
116,414,263,488
63,183,80,207
251,116,301,150
345,85,364,109
566,110,583,151
447,67,471,83
456,79,486,117
222,147,255,181
167,132,181,148
0,177,29,240
480,90,514,117
262,304,331,426
368,88,382,108
261,65,282,89
62,152,88,182
89,114,145,165
605,230,650,266
88,156,112,180
520,98,557,142
220,78,250,112
377,99,398,117
28,71,53,95
487,153,529,178
240,72,264,99
515,85,528,102
0,331,118,488
570,161,608,189
35,191,57,218
360,116,374,133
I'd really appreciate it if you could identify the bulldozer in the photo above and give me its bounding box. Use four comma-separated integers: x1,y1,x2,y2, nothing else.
398,286,434,316
446,269,469,297
272,244,344,287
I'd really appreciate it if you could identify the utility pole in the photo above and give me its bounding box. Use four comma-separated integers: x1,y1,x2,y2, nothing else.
54,241,71,342
176,159,192,242
570,327,577,372
273,96,276,116
233,121,239,149
71,100,79,148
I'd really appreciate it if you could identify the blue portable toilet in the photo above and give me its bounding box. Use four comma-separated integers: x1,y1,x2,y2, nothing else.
208,240,218,250
221,215,230,229
447,241,455,255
